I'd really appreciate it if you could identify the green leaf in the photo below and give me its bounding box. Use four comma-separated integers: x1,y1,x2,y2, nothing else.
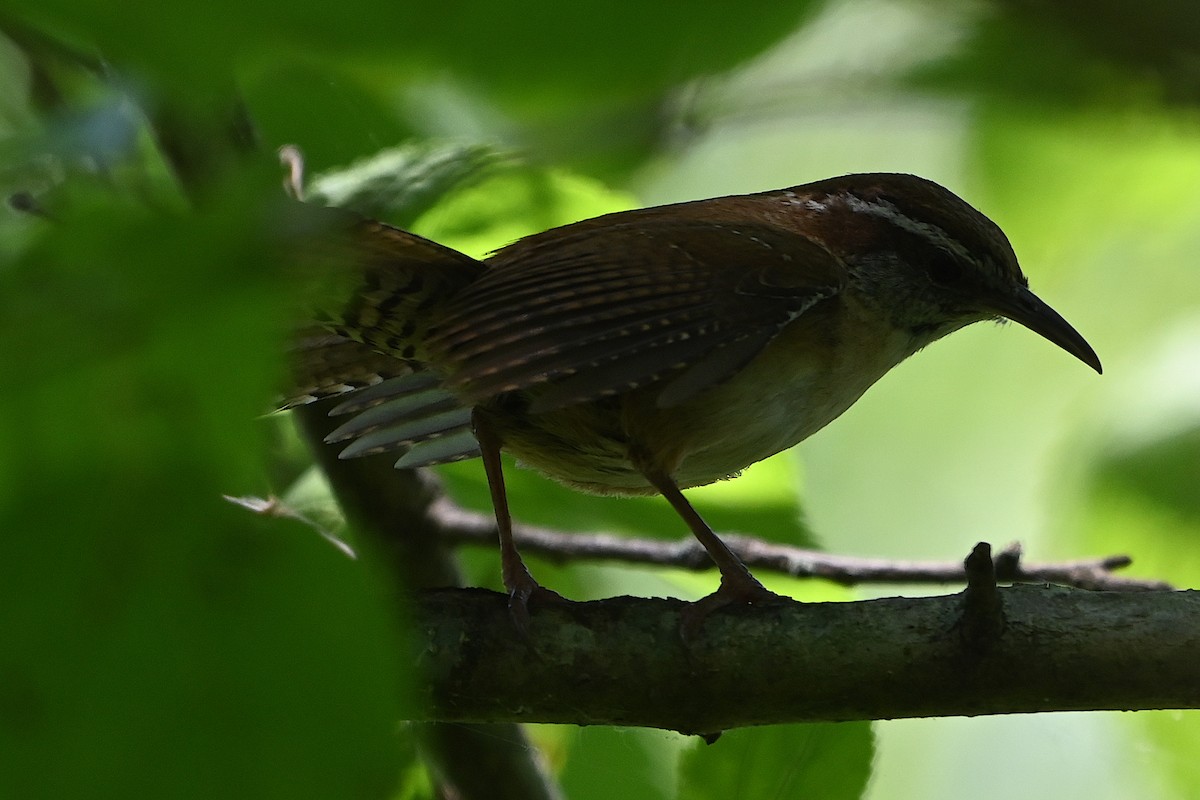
1094,426,1200,518
1140,711,1200,800
303,141,513,227
0,179,407,799
679,723,874,800
559,727,676,800
6,1,818,105
239,63,419,177
413,165,634,256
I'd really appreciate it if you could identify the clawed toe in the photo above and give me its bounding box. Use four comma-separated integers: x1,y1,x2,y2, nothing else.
507,580,567,637
680,577,791,640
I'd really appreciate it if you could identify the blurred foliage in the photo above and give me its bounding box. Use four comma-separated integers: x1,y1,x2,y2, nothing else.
913,15,1157,107
301,141,512,226
557,727,676,800
914,0,1200,107
0,0,820,176
0,168,407,797
2,0,1199,798
0,0,820,104
1096,426,1200,518
679,723,874,800
994,0,1200,104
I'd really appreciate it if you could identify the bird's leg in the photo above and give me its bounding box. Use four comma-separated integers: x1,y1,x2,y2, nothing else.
472,410,562,632
639,465,787,627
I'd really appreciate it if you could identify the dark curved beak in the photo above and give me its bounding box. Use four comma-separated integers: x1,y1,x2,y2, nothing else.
988,286,1103,374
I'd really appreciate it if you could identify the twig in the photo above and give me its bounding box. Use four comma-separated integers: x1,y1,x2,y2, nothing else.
224,493,357,559
233,486,1169,592
429,497,1172,592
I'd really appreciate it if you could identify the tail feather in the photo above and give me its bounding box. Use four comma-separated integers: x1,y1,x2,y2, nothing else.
280,332,416,410
283,214,484,431
336,407,475,459
395,428,481,468
328,371,443,416
321,371,481,467
319,219,486,363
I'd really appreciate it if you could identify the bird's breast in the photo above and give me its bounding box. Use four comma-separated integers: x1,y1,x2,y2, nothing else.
492,298,920,495
625,297,921,488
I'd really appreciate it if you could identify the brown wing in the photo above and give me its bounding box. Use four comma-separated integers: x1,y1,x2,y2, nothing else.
425,218,845,411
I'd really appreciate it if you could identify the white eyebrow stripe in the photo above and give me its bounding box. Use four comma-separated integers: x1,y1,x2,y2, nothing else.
842,194,974,263
782,191,829,213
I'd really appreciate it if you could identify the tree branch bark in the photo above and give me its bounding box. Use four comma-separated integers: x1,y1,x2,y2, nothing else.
412,584,1200,736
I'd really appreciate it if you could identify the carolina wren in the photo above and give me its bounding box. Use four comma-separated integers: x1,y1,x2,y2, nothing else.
289,172,1102,623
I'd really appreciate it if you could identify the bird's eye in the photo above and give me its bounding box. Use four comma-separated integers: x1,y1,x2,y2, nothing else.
927,250,962,285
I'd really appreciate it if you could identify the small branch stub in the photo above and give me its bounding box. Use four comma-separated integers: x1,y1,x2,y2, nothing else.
958,542,1006,652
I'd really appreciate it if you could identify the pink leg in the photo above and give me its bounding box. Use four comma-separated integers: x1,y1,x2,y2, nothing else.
473,410,562,632
641,467,786,631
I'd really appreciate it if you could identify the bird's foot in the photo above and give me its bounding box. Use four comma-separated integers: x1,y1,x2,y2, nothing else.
506,575,566,639
680,574,790,641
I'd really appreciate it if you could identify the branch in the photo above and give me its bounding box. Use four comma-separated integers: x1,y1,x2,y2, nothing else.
413,583,1200,735
430,498,1171,592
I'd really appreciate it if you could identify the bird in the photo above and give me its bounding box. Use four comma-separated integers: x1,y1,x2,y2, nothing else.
286,172,1102,627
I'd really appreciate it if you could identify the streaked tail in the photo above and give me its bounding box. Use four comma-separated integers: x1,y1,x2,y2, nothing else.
284,214,484,407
